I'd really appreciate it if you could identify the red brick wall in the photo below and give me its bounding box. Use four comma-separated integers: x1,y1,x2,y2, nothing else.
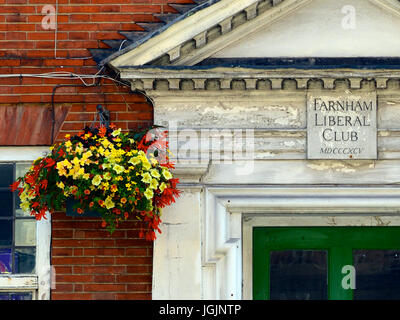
0,0,194,299
51,212,153,300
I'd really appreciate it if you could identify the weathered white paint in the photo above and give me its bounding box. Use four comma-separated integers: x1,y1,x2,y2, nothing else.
0,147,49,161
213,0,400,58
152,188,203,299
110,0,260,67
36,215,52,300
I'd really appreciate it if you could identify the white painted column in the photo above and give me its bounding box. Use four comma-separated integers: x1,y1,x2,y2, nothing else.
152,188,203,299
36,214,52,300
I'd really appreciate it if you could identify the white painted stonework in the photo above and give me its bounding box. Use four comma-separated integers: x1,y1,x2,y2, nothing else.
111,0,400,301
213,0,400,58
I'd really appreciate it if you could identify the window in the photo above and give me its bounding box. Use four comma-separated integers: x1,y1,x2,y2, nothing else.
0,147,52,300
0,163,38,300
253,227,400,300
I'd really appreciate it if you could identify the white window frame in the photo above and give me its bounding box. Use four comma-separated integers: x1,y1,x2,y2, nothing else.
0,147,52,300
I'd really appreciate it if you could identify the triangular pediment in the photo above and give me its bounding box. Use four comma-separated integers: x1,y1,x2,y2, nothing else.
107,0,400,70
213,0,400,59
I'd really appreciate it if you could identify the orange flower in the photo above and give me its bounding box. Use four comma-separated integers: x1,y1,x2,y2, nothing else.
101,220,106,228
89,202,94,208
98,126,107,137
120,197,127,204
84,189,90,195
98,199,104,206
111,184,118,192
77,208,84,214
124,212,129,219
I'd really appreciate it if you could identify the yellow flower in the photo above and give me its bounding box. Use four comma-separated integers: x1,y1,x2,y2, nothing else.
56,181,65,189
97,146,105,155
92,175,102,186
104,197,115,209
110,184,118,192
62,159,72,169
82,150,93,160
162,169,173,180
113,164,125,174
144,188,154,200
65,140,72,148
102,181,110,191
141,172,152,184
101,139,111,149
103,172,112,180
20,201,30,212
72,157,81,167
83,173,90,180
111,128,121,137
150,178,158,189
75,143,83,155
142,161,151,171
159,182,167,193
128,157,140,166
150,169,160,179
65,134,70,139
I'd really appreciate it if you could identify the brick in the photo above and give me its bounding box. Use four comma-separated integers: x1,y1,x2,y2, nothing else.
56,275,93,283
91,293,117,300
82,266,125,275
52,293,92,300
83,284,126,292
93,275,115,283
125,248,148,256
84,248,125,256
116,274,152,283
93,257,115,265
115,293,151,300
52,257,94,265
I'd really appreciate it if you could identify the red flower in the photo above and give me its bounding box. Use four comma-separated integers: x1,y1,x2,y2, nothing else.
44,158,55,168
10,180,20,192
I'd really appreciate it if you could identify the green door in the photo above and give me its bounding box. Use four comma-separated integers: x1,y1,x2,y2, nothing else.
253,227,400,300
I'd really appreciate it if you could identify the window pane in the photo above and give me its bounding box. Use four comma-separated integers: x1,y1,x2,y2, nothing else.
0,292,32,300
0,248,12,274
0,164,13,188
15,219,36,246
0,190,13,217
0,220,12,246
354,250,400,300
15,163,31,179
270,250,328,300
15,248,35,274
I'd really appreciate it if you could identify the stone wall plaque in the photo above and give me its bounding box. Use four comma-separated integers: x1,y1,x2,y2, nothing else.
307,91,377,160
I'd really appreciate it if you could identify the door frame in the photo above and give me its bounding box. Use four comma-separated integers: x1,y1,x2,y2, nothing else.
153,184,400,299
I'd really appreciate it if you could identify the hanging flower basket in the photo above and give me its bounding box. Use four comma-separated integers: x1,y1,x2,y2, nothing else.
10,124,180,241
